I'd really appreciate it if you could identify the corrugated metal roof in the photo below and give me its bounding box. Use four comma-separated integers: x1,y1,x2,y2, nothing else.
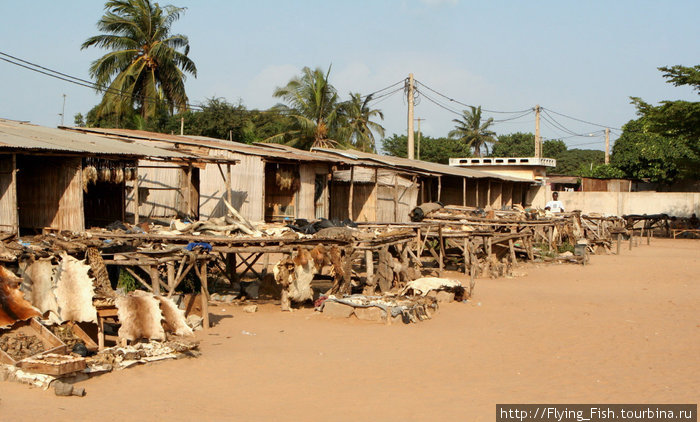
311,148,533,182
62,126,340,163
0,119,189,158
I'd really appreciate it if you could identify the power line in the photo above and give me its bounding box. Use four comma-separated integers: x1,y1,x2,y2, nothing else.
0,51,205,111
360,79,406,99
543,107,622,130
414,79,532,114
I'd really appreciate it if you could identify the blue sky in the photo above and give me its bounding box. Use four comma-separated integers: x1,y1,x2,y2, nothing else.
1,0,698,151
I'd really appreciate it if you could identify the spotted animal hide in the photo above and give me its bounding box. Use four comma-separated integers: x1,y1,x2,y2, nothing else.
20,258,59,318
115,291,165,341
54,253,97,323
0,266,41,328
156,296,193,337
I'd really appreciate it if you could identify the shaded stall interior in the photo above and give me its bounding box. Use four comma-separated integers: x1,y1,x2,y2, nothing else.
419,175,534,209
329,165,418,223
264,161,330,223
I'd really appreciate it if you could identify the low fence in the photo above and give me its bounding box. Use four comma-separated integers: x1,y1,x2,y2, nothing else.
557,191,700,217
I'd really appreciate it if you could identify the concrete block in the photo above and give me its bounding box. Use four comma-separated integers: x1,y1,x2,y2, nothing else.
354,307,387,322
322,301,354,318
435,291,455,303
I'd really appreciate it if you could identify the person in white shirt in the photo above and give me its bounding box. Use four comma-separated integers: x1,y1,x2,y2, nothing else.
545,191,565,213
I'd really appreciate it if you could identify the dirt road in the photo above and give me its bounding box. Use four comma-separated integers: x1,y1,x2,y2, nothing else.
1,238,698,421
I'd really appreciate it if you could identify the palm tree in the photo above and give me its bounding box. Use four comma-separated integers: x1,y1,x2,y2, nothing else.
449,106,496,157
266,66,342,150
339,93,385,152
81,0,197,122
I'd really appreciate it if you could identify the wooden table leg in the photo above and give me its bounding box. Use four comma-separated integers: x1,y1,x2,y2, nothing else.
97,314,105,351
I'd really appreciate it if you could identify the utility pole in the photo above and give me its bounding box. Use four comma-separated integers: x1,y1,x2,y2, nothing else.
534,104,541,158
407,73,415,160
604,127,610,164
59,94,66,126
415,117,425,160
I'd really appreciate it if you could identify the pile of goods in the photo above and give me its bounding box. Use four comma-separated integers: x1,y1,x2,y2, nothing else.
0,332,44,361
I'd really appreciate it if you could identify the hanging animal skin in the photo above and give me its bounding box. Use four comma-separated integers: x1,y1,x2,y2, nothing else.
115,290,165,341
54,253,97,323
19,257,59,319
156,296,193,336
0,266,41,328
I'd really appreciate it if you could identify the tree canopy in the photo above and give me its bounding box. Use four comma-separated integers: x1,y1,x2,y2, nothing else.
82,0,197,121
381,134,472,164
448,106,495,157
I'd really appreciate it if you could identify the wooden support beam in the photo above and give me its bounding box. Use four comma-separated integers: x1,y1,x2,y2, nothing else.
133,167,140,226
393,175,399,222
437,176,442,202
199,260,210,330
462,178,467,207
348,166,355,220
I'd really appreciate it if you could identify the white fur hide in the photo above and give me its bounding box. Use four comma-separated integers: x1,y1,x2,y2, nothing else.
115,290,165,341
273,254,317,303
54,253,97,323
156,296,193,336
20,258,60,318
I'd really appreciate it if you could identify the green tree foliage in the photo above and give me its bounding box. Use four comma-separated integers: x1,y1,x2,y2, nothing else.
82,0,197,121
267,66,344,149
578,164,626,179
381,134,472,164
338,93,385,152
489,132,566,158
448,106,496,157
554,149,605,175
610,119,694,183
623,65,700,182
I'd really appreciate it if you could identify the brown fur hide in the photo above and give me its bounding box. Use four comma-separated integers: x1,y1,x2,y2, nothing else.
54,253,97,323
274,247,318,310
85,247,116,299
0,266,41,328
115,291,165,341
156,296,193,337
20,257,59,318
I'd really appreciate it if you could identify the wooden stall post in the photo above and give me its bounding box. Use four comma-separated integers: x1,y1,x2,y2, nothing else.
150,265,160,296
363,250,375,295
393,175,399,222
462,177,467,207
133,167,140,225
226,163,232,204
167,262,175,293
199,259,210,330
629,230,633,250
475,180,480,208
646,229,651,245
463,237,469,275
617,233,622,255
437,176,442,202
438,225,444,273
347,166,355,220
487,180,491,208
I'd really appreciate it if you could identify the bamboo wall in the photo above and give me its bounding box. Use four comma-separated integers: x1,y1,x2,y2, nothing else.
126,160,185,220
199,152,264,222
375,170,418,223
16,156,84,232
0,154,17,233
330,182,377,222
298,163,330,220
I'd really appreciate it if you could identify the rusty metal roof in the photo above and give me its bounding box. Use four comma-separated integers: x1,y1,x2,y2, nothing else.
311,148,533,182
0,119,190,159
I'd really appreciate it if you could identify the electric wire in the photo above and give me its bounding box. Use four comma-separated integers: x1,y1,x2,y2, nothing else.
414,79,532,114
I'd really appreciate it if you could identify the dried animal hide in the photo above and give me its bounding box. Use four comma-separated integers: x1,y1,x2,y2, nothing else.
85,247,116,299
54,253,97,323
20,257,59,318
273,247,318,310
112,167,124,184
156,296,193,337
115,291,165,341
82,165,98,193
275,167,300,191
0,266,41,328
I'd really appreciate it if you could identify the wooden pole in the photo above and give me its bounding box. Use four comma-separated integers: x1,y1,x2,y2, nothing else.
348,166,355,220
437,176,442,202
605,128,610,164
133,167,140,225
226,164,232,204
476,180,480,208
629,230,633,250
11,154,17,236
487,180,492,208
199,260,210,330
462,178,467,207
407,73,415,160
393,175,399,222
616,233,621,254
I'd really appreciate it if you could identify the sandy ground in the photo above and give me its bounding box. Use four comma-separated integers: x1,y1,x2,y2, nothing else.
0,238,698,421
